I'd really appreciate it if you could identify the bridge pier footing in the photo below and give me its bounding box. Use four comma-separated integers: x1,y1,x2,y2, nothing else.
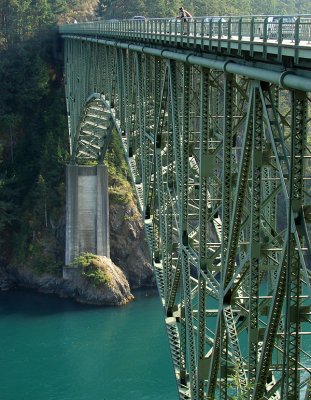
65,164,110,266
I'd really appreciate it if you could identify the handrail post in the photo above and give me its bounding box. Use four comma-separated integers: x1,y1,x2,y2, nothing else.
277,17,283,61
238,17,242,55
250,17,254,56
227,17,232,54
294,16,301,63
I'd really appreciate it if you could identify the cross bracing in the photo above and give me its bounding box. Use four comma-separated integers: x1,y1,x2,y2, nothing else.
62,26,311,399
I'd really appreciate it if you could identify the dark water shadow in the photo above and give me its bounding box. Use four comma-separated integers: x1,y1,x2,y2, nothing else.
0,287,96,317
0,286,160,317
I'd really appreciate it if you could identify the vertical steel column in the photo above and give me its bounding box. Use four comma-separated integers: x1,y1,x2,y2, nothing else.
181,64,197,399
64,39,73,153
144,55,154,222
134,52,146,191
102,46,110,102
222,81,255,395
154,66,169,300
145,57,161,219
121,48,129,137
253,85,291,399
248,83,263,389
108,47,116,106
219,72,234,400
89,42,95,94
282,89,307,399
165,93,174,303
151,60,163,264
127,52,135,157
116,48,125,129
197,67,210,399
168,59,187,386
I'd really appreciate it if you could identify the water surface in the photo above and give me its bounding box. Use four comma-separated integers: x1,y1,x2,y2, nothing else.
0,288,178,400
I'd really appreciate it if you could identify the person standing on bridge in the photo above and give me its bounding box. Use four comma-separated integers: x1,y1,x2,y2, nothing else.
177,6,193,34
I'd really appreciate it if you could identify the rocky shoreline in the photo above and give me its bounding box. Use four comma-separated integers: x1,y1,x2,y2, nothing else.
0,256,136,306
0,164,155,306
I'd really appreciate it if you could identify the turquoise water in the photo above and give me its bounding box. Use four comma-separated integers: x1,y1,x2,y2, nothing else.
0,288,178,400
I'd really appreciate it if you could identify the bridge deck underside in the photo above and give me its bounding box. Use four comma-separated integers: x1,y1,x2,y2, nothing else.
63,36,311,400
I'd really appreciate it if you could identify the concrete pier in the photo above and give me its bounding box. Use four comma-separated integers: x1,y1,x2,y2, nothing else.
65,165,110,265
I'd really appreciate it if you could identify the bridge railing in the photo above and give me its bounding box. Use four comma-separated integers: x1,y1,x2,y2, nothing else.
60,15,311,44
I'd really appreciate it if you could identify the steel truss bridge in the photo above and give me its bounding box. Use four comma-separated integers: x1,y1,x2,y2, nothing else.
60,15,311,400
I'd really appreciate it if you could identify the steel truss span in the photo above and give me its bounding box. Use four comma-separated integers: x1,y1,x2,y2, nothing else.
63,36,311,400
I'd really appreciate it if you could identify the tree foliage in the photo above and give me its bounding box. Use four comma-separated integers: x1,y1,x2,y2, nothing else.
71,253,111,287
0,31,70,264
98,0,310,18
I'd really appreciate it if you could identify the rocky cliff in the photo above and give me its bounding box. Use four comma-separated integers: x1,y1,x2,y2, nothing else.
0,167,155,305
110,196,155,289
5,256,133,306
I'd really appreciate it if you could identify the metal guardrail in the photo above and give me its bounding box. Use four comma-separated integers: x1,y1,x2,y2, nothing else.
60,15,311,44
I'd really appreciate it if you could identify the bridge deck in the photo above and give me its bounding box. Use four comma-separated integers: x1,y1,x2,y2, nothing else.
59,15,311,66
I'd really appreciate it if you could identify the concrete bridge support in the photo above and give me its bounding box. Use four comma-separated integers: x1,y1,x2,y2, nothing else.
65,164,110,265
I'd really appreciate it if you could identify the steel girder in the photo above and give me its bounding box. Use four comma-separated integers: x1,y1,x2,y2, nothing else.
63,37,311,400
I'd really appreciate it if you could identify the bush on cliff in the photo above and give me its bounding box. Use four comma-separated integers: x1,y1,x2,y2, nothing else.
71,253,111,288
106,129,133,205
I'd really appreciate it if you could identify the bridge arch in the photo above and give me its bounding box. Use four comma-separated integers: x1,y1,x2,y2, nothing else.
69,93,115,164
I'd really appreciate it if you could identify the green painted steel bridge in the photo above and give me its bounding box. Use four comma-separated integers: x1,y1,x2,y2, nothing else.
60,16,311,399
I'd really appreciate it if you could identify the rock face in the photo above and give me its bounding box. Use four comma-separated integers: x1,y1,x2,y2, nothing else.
0,268,14,291
109,197,155,289
62,255,134,305
0,166,155,306
5,256,133,306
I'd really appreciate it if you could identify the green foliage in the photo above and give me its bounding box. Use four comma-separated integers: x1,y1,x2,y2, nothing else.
71,253,111,287
99,0,146,19
99,0,311,19
0,30,69,266
71,252,97,268
106,129,129,175
109,182,133,204
82,264,111,287
0,0,54,47
0,176,18,231
207,368,254,400
19,233,65,275
0,0,100,47
31,257,63,276
106,129,134,205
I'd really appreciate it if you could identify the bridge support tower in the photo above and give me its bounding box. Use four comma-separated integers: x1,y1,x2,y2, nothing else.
65,164,110,266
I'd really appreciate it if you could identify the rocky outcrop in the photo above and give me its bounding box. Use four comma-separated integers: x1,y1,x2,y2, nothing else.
0,162,155,305
0,189,154,305
4,256,133,306
0,268,14,291
109,197,155,289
